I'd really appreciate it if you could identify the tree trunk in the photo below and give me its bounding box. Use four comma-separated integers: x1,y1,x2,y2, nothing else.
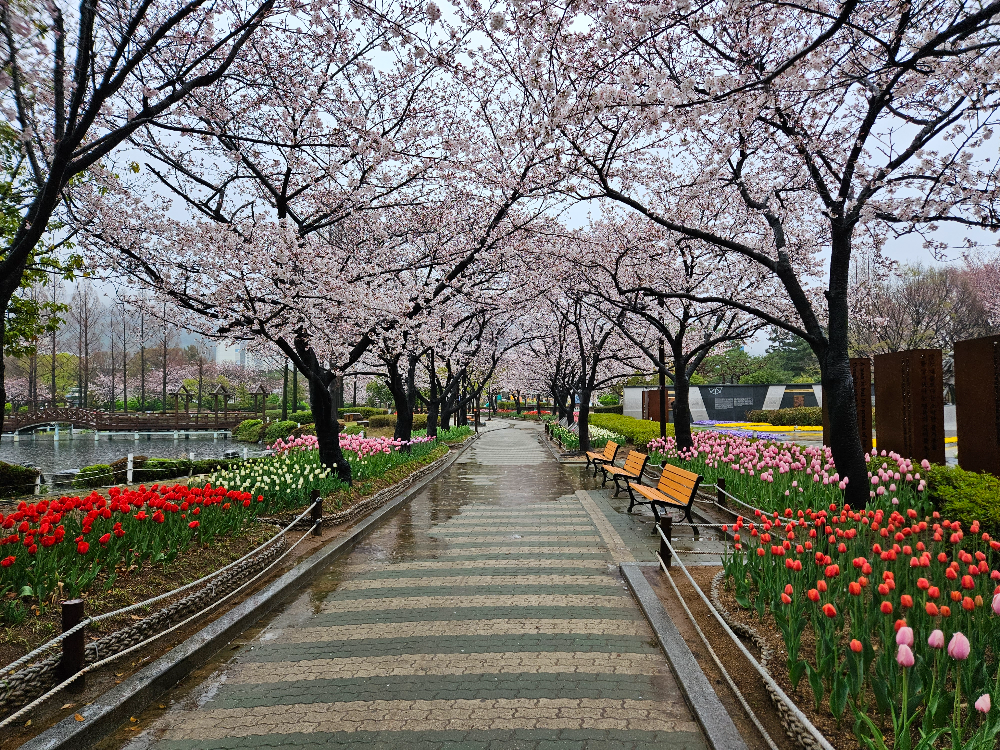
281,360,288,420
819,228,868,506
515,393,521,414
578,389,592,453
426,351,439,437
672,355,694,451
309,369,351,484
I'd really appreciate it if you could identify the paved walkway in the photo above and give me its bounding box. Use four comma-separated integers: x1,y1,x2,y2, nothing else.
114,422,707,750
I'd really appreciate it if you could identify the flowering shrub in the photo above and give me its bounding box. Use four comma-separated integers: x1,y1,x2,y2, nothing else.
723,501,1000,748
0,484,259,601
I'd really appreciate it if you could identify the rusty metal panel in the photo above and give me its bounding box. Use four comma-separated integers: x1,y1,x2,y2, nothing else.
954,335,1000,475
822,358,872,448
874,350,945,464
852,359,873,451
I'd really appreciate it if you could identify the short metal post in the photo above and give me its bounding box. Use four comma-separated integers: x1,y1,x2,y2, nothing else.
59,599,86,692
716,477,727,508
658,517,672,569
34,474,41,495
127,453,134,484
311,489,323,536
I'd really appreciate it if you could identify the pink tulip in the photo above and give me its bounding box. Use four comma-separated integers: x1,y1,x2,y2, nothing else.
896,644,915,668
896,627,914,647
976,694,991,713
947,632,971,660
928,630,945,649
993,593,1000,616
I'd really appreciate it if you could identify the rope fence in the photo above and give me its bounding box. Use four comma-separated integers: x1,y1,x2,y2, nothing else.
0,500,318,713
0,516,317,730
655,524,836,750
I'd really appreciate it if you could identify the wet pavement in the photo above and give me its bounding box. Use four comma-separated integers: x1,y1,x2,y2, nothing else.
104,420,711,750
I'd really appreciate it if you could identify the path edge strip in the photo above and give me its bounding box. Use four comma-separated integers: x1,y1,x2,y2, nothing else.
21,433,481,750
619,563,748,750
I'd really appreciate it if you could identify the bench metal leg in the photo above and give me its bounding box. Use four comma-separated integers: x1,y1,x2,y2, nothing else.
613,475,626,497
626,485,637,513
600,469,609,488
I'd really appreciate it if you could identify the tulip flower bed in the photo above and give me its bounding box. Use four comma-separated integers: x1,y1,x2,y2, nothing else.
721,503,1000,748
0,484,259,605
649,431,932,517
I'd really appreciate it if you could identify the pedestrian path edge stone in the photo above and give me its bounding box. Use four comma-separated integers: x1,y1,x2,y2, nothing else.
619,563,749,750
18,434,481,750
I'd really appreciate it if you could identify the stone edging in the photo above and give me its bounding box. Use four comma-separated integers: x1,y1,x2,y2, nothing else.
710,570,826,750
0,537,288,716
620,564,748,750
18,432,480,750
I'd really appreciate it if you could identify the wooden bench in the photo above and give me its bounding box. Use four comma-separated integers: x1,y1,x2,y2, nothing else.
585,440,620,477
627,463,704,525
599,450,649,497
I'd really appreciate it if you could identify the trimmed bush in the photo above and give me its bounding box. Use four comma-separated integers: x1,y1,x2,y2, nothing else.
75,464,113,489
592,404,624,414
134,458,192,482
264,420,298,444
233,419,265,442
289,423,317,439
110,455,148,483
926,465,1000,536
340,406,389,417
587,414,674,451
289,410,313,423
367,414,428,430
0,461,40,496
745,407,822,426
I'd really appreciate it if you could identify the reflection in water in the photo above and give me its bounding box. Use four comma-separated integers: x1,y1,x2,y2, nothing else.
0,432,264,476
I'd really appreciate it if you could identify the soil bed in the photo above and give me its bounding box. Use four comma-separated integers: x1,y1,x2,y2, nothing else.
0,440,459,748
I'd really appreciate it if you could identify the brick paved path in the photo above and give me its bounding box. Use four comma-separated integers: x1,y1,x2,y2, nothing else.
120,421,707,750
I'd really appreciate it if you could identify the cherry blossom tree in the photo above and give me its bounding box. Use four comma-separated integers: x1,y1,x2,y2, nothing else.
471,0,1000,503
0,0,280,432
576,215,779,449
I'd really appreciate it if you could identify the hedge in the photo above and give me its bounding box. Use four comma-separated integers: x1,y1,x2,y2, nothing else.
744,407,822,426
76,458,242,488
233,419,265,442
289,423,317,439
0,461,40,497
926,464,1000,536
368,413,428,430
587,414,674,450
288,410,313,423
264,420,298,444
75,464,113,489
592,405,624,414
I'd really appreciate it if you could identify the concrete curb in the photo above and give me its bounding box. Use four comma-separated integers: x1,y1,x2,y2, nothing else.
21,434,479,750
619,563,748,750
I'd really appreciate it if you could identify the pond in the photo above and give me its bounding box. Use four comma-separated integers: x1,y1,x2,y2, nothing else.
0,431,266,478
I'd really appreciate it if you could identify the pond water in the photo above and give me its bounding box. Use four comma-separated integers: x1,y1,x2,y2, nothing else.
0,432,266,477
